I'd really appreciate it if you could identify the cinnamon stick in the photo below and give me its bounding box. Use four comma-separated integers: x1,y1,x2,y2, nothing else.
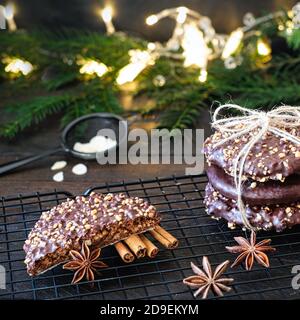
114,242,135,263
149,225,179,249
124,234,147,258
139,234,159,258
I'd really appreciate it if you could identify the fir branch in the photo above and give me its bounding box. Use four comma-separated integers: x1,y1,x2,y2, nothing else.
0,95,71,138
159,102,204,129
158,88,210,129
0,13,300,137
43,70,79,91
286,29,300,50
60,84,122,127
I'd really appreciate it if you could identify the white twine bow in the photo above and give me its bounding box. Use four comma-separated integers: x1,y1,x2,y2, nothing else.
211,104,300,230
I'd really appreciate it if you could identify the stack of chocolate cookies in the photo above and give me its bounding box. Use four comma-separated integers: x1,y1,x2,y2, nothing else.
203,128,300,232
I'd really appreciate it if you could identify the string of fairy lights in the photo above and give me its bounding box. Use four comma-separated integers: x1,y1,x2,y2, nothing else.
0,2,299,83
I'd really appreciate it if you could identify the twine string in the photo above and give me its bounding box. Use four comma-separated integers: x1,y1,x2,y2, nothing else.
211,104,300,230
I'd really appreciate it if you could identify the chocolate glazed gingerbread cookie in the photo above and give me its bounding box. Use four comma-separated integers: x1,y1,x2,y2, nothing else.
206,164,300,206
203,104,300,232
24,192,160,276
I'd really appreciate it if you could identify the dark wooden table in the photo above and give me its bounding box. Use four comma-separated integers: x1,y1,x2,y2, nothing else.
0,110,211,197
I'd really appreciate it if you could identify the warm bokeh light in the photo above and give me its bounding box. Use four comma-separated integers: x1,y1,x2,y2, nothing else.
176,6,188,24
182,22,210,69
146,14,158,26
3,57,33,75
3,3,14,20
3,3,17,31
222,28,244,59
117,50,156,85
101,6,113,23
100,5,115,34
78,59,109,77
198,69,208,83
147,42,156,51
257,39,271,56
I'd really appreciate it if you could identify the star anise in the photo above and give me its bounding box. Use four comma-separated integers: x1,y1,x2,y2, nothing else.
63,241,108,284
226,231,275,270
183,256,234,299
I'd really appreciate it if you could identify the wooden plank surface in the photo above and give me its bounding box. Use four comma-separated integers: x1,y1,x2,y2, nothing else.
0,104,210,198
0,154,188,196
0,118,205,197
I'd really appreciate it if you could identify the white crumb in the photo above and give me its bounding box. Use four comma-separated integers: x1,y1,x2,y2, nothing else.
72,163,88,175
73,135,117,154
51,161,67,171
53,171,64,182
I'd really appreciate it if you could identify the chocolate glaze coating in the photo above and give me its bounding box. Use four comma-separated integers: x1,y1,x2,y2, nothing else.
207,164,300,205
204,128,300,181
204,183,300,232
24,192,160,276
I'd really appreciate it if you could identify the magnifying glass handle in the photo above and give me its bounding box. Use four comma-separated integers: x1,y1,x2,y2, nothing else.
0,147,63,176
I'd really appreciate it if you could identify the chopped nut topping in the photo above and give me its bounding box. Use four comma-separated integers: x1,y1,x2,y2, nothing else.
250,182,257,189
24,192,160,276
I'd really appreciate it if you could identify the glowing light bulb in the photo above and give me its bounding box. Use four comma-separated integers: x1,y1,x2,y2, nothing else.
198,69,207,83
176,6,188,24
100,5,115,34
146,14,158,26
287,10,294,19
257,39,271,56
182,22,210,69
147,42,156,51
3,3,14,19
286,20,294,29
221,28,244,59
78,60,109,77
0,6,5,30
101,6,113,22
116,49,157,85
3,57,33,76
3,3,16,31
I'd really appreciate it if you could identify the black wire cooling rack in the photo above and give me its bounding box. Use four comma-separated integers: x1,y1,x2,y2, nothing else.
0,174,300,300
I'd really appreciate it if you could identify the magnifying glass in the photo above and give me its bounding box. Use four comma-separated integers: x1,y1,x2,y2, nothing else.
0,113,128,176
